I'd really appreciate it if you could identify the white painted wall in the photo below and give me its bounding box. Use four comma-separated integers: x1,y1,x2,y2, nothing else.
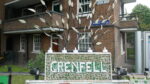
135,31,150,73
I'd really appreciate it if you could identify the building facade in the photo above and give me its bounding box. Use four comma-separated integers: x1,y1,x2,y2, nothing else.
0,0,137,69
0,0,5,56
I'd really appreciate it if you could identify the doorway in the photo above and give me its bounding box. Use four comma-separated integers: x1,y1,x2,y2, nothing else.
6,37,13,51
52,37,59,52
144,33,150,70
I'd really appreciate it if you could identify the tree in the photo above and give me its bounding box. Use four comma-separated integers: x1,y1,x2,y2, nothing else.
132,4,150,30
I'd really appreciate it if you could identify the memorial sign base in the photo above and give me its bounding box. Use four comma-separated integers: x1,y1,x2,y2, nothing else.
45,52,112,80
26,80,130,84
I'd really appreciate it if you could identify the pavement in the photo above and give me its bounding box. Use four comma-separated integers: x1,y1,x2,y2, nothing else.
128,73,148,79
0,72,148,79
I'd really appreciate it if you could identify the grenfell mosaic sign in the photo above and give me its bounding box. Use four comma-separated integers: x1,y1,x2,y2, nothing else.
45,53,112,80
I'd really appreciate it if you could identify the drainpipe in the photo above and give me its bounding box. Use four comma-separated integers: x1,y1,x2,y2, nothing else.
50,35,53,49
26,35,29,62
135,31,142,73
121,0,124,17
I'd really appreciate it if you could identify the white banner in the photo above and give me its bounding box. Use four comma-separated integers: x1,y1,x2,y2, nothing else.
26,80,130,84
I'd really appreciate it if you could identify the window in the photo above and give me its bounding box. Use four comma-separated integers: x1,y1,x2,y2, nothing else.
21,4,46,16
52,0,60,12
35,4,46,13
33,34,41,52
78,0,92,14
78,32,92,51
20,35,26,52
96,0,110,5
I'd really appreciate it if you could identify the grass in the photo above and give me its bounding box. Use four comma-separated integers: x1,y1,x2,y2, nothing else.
0,65,29,72
127,48,135,60
0,65,44,84
12,75,44,84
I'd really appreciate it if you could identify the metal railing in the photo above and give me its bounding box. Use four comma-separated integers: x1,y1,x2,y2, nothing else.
4,11,64,23
120,14,137,21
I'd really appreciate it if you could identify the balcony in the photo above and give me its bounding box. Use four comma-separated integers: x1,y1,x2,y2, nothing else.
123,0,136,4
3,11,66,34
118,14,138,31
5,0,40,8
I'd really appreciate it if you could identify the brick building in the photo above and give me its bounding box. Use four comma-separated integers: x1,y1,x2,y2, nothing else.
0,0,137,68
0,0,5,56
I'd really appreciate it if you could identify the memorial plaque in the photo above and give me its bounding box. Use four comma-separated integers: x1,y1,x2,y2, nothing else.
45,53,112,80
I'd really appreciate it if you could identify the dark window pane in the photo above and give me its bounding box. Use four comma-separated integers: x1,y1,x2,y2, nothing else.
54,4,60,12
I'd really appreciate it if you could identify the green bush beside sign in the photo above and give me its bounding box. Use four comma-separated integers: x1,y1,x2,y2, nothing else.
45,53,112,80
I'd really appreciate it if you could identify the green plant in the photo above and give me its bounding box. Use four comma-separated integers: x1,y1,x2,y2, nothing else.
127,48,135,60
12,75,44,84
121,75,131,80
28,51,45,72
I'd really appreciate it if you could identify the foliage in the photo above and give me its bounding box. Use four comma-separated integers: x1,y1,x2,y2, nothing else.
0,65,29,72
28,51,45,72
132,4,150,30
121,75,131,80
127,48,135,60
127,32,135,47
12,75,44,84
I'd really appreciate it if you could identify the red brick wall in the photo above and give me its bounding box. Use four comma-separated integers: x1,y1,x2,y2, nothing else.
2,0,124,67
61,27,115,53
4,0,13,3
0,0,5,54
0,1,5,22
3,0,119,32
3,34,41,64
119,20,138,28
113,0,121,25
3,13,65,31
62,0,116,28
41,34,50,52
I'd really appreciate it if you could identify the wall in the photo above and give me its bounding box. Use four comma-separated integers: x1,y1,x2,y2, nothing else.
113,0,121,25
113,27,124,67
4,33,55,64
61,27,115,57
3,13,65,32
45,53,112,80
2,0,125,68
62,0,115,28
119,20,138,28
0,0,5,55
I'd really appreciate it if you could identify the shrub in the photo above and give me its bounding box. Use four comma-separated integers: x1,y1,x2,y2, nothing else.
28,51,45,72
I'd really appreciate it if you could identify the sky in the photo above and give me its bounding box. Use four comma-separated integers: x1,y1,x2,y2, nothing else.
124,0,150,13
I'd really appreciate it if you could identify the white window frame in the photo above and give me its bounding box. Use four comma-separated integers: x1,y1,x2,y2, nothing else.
20,35,26,52
52,0,60,12
120,33,125,55
77,0,92,17
78,32,92,51
96,0,110,5
33,34,41,53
